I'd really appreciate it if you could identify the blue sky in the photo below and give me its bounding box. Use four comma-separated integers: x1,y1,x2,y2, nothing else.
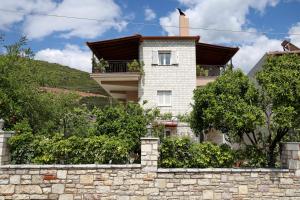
1,0,300,73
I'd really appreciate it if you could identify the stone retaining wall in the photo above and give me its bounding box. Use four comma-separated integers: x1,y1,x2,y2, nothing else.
0,136,299,199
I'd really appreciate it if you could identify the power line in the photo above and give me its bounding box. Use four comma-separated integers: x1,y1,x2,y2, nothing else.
1,8,300,36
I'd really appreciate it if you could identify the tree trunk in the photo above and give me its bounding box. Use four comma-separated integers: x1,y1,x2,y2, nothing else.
267,145,276,167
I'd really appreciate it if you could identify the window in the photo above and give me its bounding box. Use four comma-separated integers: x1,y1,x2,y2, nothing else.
157,90,172,106
158,52,171,65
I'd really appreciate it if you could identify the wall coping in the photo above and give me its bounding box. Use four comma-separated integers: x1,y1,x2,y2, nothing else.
157,168,290,173
0,164,142,169
140,137,159,140
281,142,300,144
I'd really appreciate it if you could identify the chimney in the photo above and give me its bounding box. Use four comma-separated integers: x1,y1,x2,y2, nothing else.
178,8,189,36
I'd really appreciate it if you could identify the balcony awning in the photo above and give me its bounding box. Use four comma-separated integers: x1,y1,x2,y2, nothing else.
87,35,141,61
87,34,200,61
196,43,239,66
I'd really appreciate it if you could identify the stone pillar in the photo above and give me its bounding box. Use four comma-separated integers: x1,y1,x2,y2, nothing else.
141,137,159,172
0,119,14,165
281,142,300,170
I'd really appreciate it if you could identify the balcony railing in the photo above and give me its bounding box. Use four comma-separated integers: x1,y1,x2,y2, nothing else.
92,60,132,73
196,65,224,77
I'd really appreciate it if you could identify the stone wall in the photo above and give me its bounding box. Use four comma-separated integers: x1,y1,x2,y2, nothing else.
0,137,300,199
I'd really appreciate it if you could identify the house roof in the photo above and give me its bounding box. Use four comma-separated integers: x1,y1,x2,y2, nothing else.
87,34,238,65
196,43,239,66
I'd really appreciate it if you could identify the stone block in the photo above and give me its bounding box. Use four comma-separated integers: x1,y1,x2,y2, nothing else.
142,144,152,152
10,175,21,184
30,194,48,199
238,185,248,195
57,170,67,179
12,194,29,200
285,143,300,151
155,179,166,188
280,178,293,184
59,194,73,200
32,175,43,184
144,187,159,195
52,184,65,194
203,190,214,199
80,175,93,185
0,185,15,194
96,186,110,193
15,185,42,194
181,179,196,184
118,196,130,200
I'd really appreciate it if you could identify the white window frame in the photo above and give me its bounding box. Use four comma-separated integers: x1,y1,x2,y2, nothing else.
158,51,171,65
157,90,172,107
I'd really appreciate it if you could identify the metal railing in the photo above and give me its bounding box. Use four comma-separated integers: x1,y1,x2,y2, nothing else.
92,60,133,73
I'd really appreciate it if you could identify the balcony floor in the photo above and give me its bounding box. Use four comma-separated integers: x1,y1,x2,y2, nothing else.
90,72,140,102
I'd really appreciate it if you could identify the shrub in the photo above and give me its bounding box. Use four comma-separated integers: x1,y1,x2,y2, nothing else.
127,59,144,74
159,137,192,168
234,146,268,168
189,143,235,168
93,103,148,152
9,133,131,164
159,137,235,168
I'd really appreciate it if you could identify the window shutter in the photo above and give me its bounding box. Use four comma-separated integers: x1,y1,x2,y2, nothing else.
152,50,158,65
171,51,178,65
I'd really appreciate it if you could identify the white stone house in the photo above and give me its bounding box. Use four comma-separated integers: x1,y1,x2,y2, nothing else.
87,14,238,141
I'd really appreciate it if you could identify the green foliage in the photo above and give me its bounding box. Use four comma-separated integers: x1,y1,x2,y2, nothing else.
92,57,108,73
235,146,268,167
128,59,144,74
159,137,193,168
9,133,130,164
159,137,235,168
189,143,235,168
196,65,208,77
191,54,300,167
176,114,191,123
191,69,263,142
160,112,173,120
93,103,148,152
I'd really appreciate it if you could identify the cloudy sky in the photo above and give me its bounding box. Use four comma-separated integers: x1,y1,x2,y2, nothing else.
1,0,300,73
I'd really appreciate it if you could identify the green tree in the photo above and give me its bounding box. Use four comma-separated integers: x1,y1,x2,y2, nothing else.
191,55,300,167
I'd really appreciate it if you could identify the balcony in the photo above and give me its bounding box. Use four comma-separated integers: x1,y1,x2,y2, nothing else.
92,60,131,73
90,60,142,102
196,65,223,87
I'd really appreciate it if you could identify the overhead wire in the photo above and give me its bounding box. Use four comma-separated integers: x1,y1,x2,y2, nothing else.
0,8,300,36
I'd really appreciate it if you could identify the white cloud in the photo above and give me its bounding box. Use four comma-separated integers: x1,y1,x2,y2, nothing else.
0,0,56,30
160,0,278,44
0,0,126,39
160,0,282,72
145,8,156,21
233,36,282,72
35,44,92,72
288,22,300,47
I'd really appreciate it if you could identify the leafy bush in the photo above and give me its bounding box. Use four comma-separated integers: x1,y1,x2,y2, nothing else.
189,143,235,168
93,103,148,152
9,133,131,164
159,137,235,168
160,137,192,168
234,146,268,168
128,59,144,74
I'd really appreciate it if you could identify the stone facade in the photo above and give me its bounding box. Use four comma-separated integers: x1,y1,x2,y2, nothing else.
0,138,300,199
138,40,196,115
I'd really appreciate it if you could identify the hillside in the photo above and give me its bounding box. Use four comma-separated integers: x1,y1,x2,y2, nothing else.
33,59,107,95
